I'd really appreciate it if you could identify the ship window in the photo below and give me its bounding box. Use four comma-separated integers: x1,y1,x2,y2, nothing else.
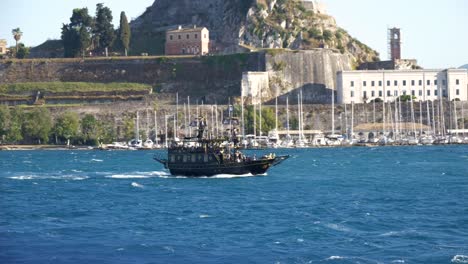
170,155,175,163
204,154,209,162
192,154,196,162
183,155,188,162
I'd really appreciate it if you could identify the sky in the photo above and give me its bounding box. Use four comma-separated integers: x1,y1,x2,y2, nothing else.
1,0,467,69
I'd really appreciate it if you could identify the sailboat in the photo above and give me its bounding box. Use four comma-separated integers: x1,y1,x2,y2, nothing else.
326,88,343,146
295,90,308,148
281,97,294,148
129,111,143,149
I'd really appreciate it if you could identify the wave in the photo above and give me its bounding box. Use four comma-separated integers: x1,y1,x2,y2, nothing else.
326,256,345,260
106,171,170,179
324,223,351,232
160,173,266,179
107,175,150,179
379,229,421,237
8,175,88,181
91,159,103,162
452,255,468,263
199,214,211,218
131,182,144,188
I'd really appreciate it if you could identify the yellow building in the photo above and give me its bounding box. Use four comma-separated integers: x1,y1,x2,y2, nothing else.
165,26,209,56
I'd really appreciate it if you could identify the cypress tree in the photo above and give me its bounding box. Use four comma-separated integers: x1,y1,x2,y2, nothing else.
119,11,131,56
94,3,115,57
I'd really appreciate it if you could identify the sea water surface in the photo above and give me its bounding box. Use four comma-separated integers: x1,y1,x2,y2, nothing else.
0,146,467,264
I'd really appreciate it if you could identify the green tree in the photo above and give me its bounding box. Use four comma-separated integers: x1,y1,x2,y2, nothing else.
54,112,80,144
98,120,117,144
61,24,80,58
23,108,52,144
6,107,23,143
15,43,30,59
119,11,131,56
81,114,99,144
235,106,276,136
61,8,94,58
0,105,11,143
397,94,416,102
323,30,333,42
122,116,135,140
11,28,23,53
94,3,115,57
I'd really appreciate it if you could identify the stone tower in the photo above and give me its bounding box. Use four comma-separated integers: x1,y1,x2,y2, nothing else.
388,28,401,61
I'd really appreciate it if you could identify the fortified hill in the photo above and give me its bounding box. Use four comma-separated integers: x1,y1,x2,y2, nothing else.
1,0,379,105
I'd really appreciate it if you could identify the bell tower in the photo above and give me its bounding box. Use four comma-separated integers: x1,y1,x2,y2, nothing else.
388,28,401,61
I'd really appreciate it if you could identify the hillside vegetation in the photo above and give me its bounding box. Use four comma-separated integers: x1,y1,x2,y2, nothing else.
0,82,152,94
244,0,379,65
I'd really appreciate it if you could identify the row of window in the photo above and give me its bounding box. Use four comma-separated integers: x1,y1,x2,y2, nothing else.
170,154,213,163
350,89,460,98
350,79,460,87
169,33,207,41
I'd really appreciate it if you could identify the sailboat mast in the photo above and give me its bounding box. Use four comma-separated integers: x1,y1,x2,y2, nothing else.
331,88,335,135
242,94,245,140
432,100,436,135
426,100,431,135
344,103,348,137
175,93,178,137
165,115,168,148
410,95,416,137
259,86,262,136
297,92,301,142
286,97,290,137
275,96,278,133
154,111,158,145
136,111,140,141
188,96,191,137
211,105,214,139
351,102,354,140
253,103,257,137
454,101,458,136
419,100,423,137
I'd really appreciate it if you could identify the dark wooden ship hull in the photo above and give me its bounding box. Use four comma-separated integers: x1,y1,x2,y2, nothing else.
155,155,289,177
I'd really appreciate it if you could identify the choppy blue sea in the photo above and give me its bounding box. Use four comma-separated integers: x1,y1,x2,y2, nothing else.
1,146,467,264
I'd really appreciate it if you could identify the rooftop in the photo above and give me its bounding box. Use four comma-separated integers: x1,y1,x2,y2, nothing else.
167,26,207,33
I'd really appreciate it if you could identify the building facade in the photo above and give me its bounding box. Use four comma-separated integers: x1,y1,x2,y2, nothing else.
337,69,468,104
0,39,7,55
165,26,209,56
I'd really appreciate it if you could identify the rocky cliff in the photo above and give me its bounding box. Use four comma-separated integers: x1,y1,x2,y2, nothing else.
0,49,351,104
130,0,379,65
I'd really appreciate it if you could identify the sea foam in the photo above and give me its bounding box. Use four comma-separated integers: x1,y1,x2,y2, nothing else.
452,255,468,263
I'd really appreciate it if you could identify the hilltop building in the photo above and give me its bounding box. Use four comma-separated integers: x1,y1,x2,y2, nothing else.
301,0,327,14
165,26,210,56
0,39,7,55
337,68,468,104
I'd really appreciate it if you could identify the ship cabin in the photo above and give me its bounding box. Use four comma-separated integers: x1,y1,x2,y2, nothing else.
167,139,246,166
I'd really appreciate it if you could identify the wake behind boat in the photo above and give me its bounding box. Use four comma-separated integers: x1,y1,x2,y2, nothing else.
154,117,289,177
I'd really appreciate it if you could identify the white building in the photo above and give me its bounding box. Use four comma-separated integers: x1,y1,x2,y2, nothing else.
337,69,468,104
